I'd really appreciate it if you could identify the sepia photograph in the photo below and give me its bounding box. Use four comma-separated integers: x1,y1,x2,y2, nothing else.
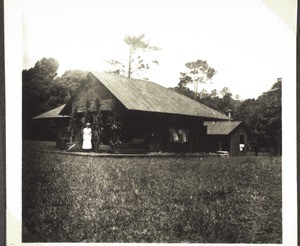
5,0,297,244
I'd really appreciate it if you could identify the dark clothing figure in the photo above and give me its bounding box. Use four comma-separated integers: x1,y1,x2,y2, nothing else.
253,140,260,156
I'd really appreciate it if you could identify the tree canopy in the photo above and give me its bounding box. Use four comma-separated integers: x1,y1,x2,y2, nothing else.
107,34,160,80
22,59,91,138
174,78,282,155
22,58,69,137
56,70,88,98
23,57,282,155
179,59,216,98
23,58,68,116
173,85,239,115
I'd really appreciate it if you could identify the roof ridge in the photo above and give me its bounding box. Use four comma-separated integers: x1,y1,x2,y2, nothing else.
90,71,231,120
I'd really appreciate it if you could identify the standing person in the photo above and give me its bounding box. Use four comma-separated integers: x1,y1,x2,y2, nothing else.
82,123,92,151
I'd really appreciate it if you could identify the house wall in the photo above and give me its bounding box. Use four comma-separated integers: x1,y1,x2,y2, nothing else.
229,128,248,156
165,115,205,153
32,118,69,141
69,74,127,142
72,73,124,113
204,126,248,156
120,111,206,153
204,135,230,153
65,74,209,153
158,114,196,153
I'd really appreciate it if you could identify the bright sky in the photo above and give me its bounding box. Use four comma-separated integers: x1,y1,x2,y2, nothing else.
21,0,295,99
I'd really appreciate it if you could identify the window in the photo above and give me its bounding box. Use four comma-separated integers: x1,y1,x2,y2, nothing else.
169,127,189,143
240,135,245,144
239,135,245,151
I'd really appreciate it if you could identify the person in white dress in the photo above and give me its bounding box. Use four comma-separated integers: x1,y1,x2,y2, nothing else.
82,123,92,151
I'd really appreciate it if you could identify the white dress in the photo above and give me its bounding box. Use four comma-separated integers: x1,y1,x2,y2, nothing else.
82,127,92,150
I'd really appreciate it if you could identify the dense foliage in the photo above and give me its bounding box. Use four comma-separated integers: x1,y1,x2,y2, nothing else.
23,141,281,243
23,57,281,154
234,81,281,154
174,79,282,155
68,101,122,151
22,58,89,138
173,86,239,116
56,70,88,98
179,59,216,97
22,58,69,138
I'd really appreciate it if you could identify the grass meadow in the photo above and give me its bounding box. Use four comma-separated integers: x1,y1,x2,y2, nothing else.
22,141,281,243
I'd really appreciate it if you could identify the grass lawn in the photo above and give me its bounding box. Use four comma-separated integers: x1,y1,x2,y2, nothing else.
22,141,281,243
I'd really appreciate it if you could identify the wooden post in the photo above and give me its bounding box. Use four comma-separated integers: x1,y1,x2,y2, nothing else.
196,124,199,152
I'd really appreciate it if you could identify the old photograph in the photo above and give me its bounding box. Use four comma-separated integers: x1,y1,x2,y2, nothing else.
4,0,297,244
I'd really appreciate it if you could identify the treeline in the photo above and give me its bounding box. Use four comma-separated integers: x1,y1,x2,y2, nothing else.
23,57,281,155
173,80,282,155
22,58,88,137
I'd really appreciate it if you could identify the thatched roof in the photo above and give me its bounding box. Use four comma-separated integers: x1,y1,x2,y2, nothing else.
33,104,70,119
89,72,230,120
204,121,242,135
